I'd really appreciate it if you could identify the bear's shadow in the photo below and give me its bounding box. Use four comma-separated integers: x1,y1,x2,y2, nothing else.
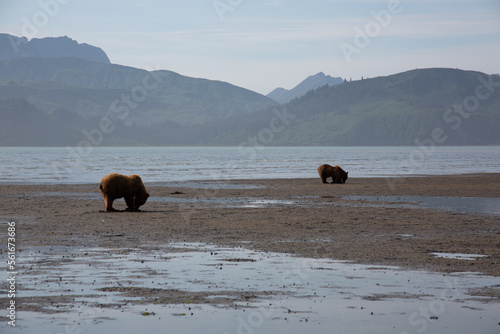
99,209,170,213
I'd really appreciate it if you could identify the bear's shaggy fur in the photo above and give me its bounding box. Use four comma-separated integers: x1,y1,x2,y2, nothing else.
317,164,348,184
99,173,149,212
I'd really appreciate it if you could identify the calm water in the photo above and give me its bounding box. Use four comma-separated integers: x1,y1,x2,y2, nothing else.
0,146,498,184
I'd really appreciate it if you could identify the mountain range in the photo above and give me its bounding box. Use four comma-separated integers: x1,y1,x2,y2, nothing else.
0,34,110,64
267,72,343,104
0,56,277,126
0,34,499,146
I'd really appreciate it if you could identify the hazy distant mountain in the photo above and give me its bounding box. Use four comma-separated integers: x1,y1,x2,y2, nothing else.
0,34,110,64
0,56,277,127
186,68,500,146
0,38,498,148
267,72,343,104
259,68,500,145
0,98,83,146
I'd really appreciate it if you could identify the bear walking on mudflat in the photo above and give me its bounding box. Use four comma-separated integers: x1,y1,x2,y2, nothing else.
99,173,150,212
317,164,348,184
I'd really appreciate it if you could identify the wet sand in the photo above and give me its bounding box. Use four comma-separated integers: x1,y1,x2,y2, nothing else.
1,173,500,309
0,174,500,332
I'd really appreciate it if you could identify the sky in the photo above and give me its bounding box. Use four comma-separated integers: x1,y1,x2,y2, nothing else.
0,0,499,94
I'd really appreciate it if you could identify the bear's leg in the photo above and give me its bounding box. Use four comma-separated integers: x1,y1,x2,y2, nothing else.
124,195,134,210
321,175,328,183
105,197,116,212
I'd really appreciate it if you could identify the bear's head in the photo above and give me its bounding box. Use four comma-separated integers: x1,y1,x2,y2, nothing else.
134,192,150,210
340,170,348,183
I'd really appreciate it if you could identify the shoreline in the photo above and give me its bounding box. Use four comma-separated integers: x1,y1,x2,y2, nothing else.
1,171,499,186
1,174,499,305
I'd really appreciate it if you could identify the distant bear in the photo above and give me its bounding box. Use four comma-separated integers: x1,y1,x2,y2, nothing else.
99,173,149,212
317,164,348,184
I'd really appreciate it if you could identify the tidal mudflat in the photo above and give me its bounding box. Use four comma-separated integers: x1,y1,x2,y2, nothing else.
4,242,500,333
0,174,499,332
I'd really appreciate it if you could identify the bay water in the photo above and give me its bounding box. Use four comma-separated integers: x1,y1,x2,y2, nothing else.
0,146,498,184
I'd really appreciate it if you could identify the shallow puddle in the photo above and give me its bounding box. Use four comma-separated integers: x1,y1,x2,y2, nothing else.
27,191,500,215
342,195,500,215
29,191,304,208
431,253,490,261
237,199,301,208
3,242,500,333
155,181,264,190
27,191,101,200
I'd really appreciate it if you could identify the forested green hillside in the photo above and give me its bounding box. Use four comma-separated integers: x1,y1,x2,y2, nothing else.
1,65,499,146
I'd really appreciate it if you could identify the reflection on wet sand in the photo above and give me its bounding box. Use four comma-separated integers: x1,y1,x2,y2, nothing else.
8,242,500,334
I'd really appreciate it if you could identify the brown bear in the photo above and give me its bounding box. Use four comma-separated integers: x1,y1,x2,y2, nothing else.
317,164,348,184
99,173,150,212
